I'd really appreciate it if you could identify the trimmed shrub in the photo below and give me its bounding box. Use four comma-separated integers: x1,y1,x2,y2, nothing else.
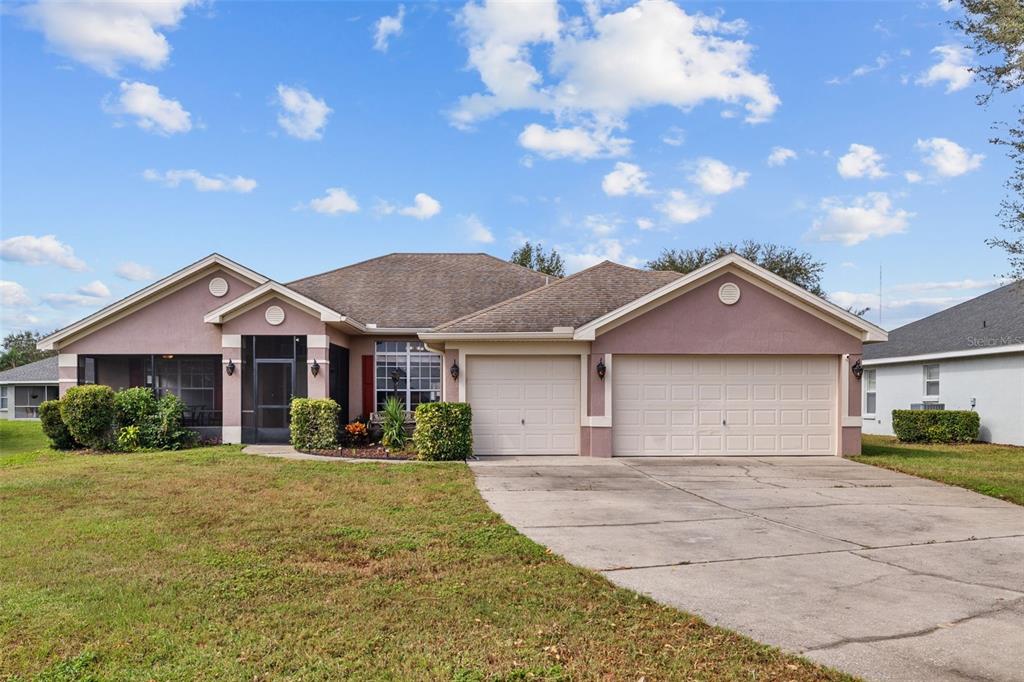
39,399,79,450
60,385,116,450
413,402,473,461
290,398,340,450
892,409,980,444
152,393,196,450
114,387,158,429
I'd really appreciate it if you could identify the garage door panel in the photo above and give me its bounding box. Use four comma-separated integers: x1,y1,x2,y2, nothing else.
468,356,580,456
613,355,837,456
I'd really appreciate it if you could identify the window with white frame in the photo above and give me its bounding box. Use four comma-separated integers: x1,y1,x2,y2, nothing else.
864,369,876,416
374,341,441,412
0,386,7,410
923,364,940,400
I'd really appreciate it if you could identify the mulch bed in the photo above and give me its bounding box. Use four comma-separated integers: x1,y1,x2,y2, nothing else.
304,445,417,461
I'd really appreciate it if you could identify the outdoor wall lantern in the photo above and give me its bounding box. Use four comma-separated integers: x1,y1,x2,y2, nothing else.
310,358,320,377
450,360,460,380
851,359,864,379
225,359,236,376
596,358,607,380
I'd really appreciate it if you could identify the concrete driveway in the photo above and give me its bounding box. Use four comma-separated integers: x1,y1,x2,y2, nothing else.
470,455,1024,682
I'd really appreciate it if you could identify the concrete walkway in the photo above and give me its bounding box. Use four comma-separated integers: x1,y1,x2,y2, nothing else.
470,455,1024,682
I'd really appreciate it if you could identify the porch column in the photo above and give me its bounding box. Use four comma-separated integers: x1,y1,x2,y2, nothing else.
222,335,242,444
841,353,863,456
307,334,329,399
58,353,78,397
444,348,459,401
580,352,613,458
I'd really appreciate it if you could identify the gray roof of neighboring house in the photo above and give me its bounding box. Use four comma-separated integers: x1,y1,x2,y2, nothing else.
288,253,554,329
864,282,1024,360
434,261,683,333
0,356,59,384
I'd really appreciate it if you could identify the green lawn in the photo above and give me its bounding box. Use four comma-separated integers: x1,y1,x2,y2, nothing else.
0,419,50,460
856,435,1024,505
0,424,848,681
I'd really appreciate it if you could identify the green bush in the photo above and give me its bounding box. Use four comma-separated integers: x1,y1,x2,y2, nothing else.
39,399,79,450
152,393,196,450
114,387,157,429
116,425,142,452
892,409,980,444
379,396,408,450
413,402,473,461
60,385,116,450
290,398,340,450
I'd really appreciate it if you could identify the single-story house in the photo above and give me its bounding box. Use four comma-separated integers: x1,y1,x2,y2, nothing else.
0,356,59,420
863,282,1024,446
37,252,886,456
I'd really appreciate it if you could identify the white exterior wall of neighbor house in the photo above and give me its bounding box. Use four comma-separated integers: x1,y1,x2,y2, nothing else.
863,352,1024,445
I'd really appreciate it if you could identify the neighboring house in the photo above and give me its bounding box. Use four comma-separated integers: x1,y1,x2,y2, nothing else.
0,356,59,420
863,283,1024,446
37,252,886,455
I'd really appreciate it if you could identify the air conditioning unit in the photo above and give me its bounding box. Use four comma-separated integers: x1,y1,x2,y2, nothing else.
910,403,945,410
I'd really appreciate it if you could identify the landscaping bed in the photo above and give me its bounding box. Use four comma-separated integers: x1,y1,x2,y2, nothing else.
304,444,417,460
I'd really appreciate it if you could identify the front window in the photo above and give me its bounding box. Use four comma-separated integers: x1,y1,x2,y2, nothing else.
864,369,876,416
923,364,940,400
13,385,58,418
0,386,8,409
375,341,441,412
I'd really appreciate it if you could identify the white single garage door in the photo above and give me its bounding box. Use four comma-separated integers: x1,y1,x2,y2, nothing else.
467,356,580,455
613,355,837,456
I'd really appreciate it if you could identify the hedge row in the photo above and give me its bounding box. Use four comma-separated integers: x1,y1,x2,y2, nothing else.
413,402,473,461
290,398,340,450
892,409,980,444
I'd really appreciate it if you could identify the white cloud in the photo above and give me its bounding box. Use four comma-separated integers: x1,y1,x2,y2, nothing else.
889,278,1006,294
583,214,621,237
451,0,780,137
20,0,198,76
836,143,887,179
308,188,360,215
78,280,111,298
915,137,983,177
143,169,257,193
661,127,685,146
916,44,973,93
904,170,923,183
373,4,405,52
517,123,631,160
115,261,156,282
563,238,641,273
767,146,797,167
691,158,749,194
657,189,712,224
829,291,879,311
398,193,442,219
465,214,494,243
602,162,651,196
43,280,112,307
0,281,32,308
937,0,956,10
636,217,654,230
105,81,191,135
809,192,912,246
275,84,331,141
0,235,87,271
826,53,890,85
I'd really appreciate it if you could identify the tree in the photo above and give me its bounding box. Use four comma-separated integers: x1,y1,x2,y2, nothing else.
1,331,56,370
510,242,566,278
954,0,1024,279
647,241,871,317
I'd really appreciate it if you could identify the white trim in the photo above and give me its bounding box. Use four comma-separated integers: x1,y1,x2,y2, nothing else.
419,331,576,341
58,353,78,368
307,334,329,349
583,352,613,428
573,254,888,343
0,381,61,386
842,416,863,427
840,353,850,421
38,254,269,351
203,281,344,324
221,334,242,349
862,344,1024,366
59,378,77,384
222,426,242,444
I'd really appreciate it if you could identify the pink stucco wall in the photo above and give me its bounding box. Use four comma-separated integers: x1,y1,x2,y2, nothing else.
842,426,861,455
592,273,862,356
62,269,255,355
444,349,459,401
587,353,605,417
221,298,326,337
580,426,612,458
848,353,863,418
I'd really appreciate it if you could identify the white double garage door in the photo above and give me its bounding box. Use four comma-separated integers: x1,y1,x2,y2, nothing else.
467,355,838,456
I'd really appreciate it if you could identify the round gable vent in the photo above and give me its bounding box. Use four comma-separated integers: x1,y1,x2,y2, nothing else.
208,277,229,297
718,282,741,305
265,305,286,326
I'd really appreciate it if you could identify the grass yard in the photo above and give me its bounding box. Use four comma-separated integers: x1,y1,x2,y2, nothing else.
857,435,1024,505
0,423,849,681
0,420,50,461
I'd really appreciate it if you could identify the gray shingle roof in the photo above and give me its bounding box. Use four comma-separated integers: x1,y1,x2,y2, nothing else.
864,282,1024,360
288,253,553,329
0,356,59,383
434,261,683,333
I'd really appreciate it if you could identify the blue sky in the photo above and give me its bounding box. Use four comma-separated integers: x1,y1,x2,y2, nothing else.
1,0,1016,336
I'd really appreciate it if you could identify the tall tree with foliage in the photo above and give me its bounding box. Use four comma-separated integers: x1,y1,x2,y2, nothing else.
648,241,870,316
1,331,56,370
510,242,566,278
955,0,1024,279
